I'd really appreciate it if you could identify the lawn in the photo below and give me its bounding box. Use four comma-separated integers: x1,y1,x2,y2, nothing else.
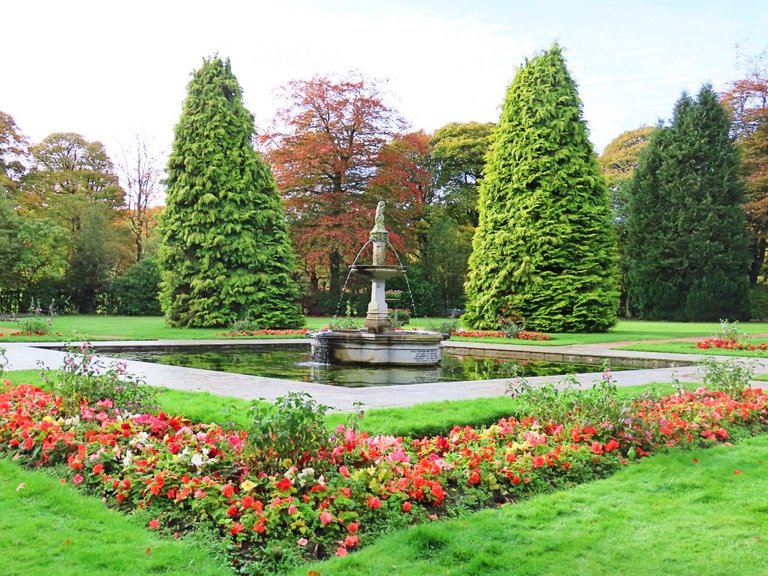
3,432,766,576
0,458,232,576
619,340,768,357
291,434,768,576
2,315,767,347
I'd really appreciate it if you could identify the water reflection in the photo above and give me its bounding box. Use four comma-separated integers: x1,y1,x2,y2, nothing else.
107,345,620,388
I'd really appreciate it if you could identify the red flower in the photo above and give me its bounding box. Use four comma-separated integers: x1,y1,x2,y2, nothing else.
230,522,245,535
275,477,293,492
347,522,359,534
221,483,235,498
366,495,382,509
345,534,359,548
468,471,481,485
241,495,255,509
590,442,603,455
604,439,620,452
148,518,160,530
402,501,412,513
92,463,104,475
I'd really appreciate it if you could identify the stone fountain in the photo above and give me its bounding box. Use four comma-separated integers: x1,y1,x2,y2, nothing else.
310,202,443,366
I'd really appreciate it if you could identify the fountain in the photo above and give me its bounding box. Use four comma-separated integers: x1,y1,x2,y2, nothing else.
310,201,443,366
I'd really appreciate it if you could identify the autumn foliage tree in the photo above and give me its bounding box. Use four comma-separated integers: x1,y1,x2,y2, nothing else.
159,57,302,328
265,73,404,296
722,50,768,282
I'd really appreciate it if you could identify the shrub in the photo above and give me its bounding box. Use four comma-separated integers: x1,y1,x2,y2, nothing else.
750,284,768,321
390,308,411,326
40,342,158,415
108,258,162,316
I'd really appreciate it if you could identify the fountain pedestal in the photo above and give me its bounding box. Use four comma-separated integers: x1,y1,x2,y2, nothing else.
310,201,443,366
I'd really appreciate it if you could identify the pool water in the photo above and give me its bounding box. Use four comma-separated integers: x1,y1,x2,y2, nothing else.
106,344,623,388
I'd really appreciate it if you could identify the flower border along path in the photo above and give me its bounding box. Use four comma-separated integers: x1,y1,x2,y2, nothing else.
1,379,767,575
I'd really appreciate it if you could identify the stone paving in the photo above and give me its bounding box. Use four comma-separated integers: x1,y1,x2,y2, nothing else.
3,338,767,412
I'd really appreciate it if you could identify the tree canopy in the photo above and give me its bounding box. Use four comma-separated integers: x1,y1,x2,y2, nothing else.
463,44,619,332
158,56,303,328
627,85,751,321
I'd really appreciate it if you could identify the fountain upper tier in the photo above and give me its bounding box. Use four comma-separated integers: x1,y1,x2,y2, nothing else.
309,201,443,366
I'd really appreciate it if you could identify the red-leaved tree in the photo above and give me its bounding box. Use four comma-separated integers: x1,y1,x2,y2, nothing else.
722,50,768,282
264,72,405,294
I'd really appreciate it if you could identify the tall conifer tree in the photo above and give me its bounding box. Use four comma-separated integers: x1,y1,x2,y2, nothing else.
158,57,303,328
627,85,750,320
463,44,619,332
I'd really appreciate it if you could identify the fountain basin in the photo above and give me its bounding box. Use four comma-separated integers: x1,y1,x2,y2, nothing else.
350,264,405,280
310,329,443,365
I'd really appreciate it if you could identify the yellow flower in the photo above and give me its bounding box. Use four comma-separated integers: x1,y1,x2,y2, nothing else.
240,479,257,492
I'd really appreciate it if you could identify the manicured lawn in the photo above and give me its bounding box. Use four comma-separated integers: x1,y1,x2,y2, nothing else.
619,340,768,357
290,434,768,576
3,316,767,345
0,458,232,576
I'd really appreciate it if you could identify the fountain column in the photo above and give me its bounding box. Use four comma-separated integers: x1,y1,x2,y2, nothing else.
364,201,392,333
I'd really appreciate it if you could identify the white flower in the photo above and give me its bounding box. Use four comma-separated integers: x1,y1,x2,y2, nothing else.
190,453,204,467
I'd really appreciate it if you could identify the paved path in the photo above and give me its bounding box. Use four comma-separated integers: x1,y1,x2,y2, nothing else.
3,339,767,412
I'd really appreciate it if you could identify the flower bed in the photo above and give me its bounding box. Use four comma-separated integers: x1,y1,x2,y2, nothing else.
1,381,766,574
218,328,310,338
696,337,768,351
452,329,552,341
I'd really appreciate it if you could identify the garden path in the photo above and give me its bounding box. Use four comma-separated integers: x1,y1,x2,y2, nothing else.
2,339,766,412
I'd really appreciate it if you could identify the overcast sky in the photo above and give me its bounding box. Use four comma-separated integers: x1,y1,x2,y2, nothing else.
4,0,766,166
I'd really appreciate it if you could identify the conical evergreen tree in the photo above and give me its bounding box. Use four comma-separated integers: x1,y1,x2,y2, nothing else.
463,44,619,332
627,85,750,321
158,57,303,328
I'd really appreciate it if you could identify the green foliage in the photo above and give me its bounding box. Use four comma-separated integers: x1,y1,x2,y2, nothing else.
41,342,158,415
245,392,332,475
158,56,303,328
463,44,619,333
627,85,751,321
698,356,754,396
507,368,626,427
108,257,162,316
429,121,495,227
750,284,768,320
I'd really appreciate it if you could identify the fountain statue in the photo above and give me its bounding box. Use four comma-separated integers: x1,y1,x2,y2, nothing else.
310,202,443,366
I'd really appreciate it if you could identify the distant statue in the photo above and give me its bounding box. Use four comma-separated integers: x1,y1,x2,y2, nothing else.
374,201,385,229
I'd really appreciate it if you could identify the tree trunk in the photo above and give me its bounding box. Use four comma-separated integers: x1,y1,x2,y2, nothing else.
749,236,766,284
329,249,342,296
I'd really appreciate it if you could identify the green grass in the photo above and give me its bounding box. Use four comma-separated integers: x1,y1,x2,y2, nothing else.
4,316,768,345
290,434,768,576
619,340,768,357
453,319,768,346
1,369,686,438
0,459,233,576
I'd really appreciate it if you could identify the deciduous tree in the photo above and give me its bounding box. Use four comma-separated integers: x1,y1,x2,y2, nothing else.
158,56,302,328
721,49,768,282
627,85,751,320
599,126,656,315
0,111,28,194
118,135,163,262
430,121,494,227
463,44,619,332
265,72,404,294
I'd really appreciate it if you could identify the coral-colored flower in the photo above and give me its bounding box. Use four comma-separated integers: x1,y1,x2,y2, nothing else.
336,546,348,557
319,511,333,525
148,518,160,530
72,474,84,485
366,495,382,509
402,501,412,513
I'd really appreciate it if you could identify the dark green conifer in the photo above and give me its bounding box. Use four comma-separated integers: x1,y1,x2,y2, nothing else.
158,57,303,328
463,44,619,332
627,85,750,320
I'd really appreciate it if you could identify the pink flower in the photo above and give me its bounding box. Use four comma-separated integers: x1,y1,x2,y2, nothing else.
336,546,348,557
148,518,160,530
288,504,297,516
72,474,84,485
339,465,351,478
298,537,308,546
320,511,333,525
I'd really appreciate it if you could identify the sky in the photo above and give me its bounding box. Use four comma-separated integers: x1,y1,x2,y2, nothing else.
4,0,766,170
